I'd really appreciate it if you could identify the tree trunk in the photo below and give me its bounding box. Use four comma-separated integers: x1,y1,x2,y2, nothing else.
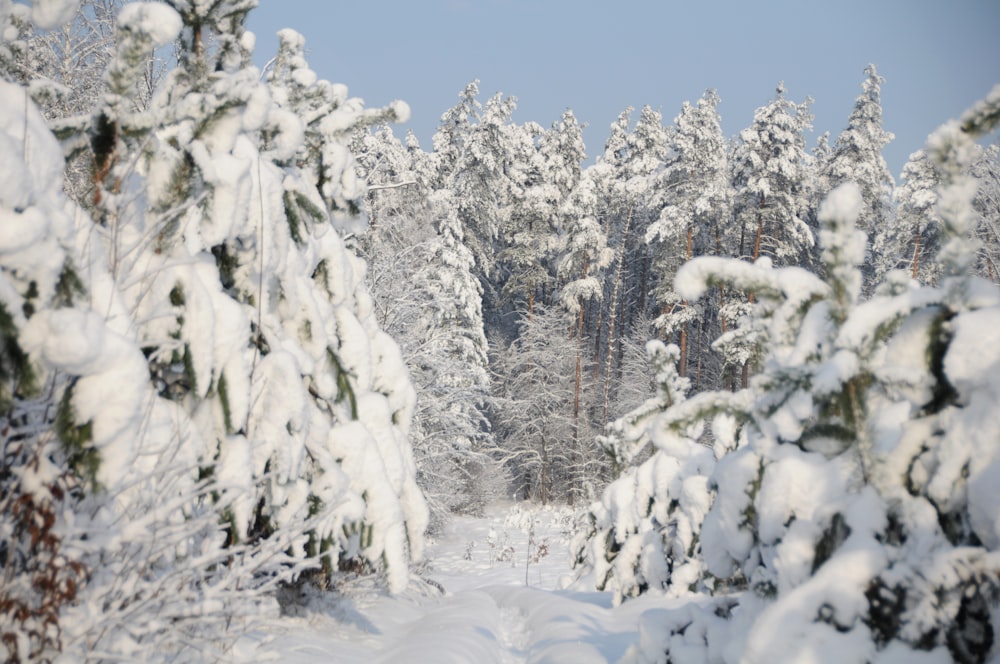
679,324,688,378
592,303,604,381
910,226,922,279
572,257,588,455
679,224,694,377
539,441,549,505
752,215,764,265
697,346,703,388
742,214,764,389
603,208,633,424
638,243,648,316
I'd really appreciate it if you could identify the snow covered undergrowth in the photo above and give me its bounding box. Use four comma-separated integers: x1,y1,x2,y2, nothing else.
242,502,698,663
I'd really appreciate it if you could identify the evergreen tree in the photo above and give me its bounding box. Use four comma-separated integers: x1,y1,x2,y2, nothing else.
353,124,423,234
497,118,554,317
824,65,894,226
589,105,671,422
416,190,501,518
971,143,1000,282
355,124,502,527
623,104,670,320
725,83,813,387
431,79,479,190
435,85,528,329
645,90,730,382
731,82,815,267
501,109,588,319
540,109,587,200
585,108,633,398
803,130,833,255
872,148,943,285
1,4,432,657
0,72,90,663
1,4,254,657
824,64,895,286
557,169,614,463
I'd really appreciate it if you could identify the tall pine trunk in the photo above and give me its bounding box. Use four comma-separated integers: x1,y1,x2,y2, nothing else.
571,256,590,501
679,224,694,377
603,208,633,424
742,209,764,389
911,226,922,279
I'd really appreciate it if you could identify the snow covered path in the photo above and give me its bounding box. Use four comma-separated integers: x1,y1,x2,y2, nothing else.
245,504,678,662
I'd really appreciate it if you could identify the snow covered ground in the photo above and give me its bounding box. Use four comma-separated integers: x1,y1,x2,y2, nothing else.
240,502,687,662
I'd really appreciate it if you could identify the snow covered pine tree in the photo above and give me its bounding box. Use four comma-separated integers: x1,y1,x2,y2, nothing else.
2,0,428,659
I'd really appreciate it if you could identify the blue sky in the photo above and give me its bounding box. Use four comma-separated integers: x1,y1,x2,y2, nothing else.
246,0,999,178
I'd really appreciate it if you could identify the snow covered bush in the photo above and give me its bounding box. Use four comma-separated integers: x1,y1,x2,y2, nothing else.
1,0,428,659
627,86,1000,664
0,68,89,661
573,341,717,605
0,420,84,662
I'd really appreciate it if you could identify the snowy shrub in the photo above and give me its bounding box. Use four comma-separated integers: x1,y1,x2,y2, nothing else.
574,341,719,605
621,597,737,664
0,413,85,662
0,67,91,661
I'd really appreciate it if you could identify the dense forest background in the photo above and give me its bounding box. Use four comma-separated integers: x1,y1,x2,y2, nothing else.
355,72,1000,518
1,0,999,662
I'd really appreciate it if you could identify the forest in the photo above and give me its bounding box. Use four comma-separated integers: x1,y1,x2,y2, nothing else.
1,0,999,662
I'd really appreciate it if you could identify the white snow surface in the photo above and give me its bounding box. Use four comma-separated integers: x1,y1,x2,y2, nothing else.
242,502,699,663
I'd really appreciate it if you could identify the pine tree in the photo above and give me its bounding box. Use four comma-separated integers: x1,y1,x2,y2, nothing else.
557,168,614,469
725,83,814,387
1,4,258,657
431,79,480,190
2,6,431,659
435,85,528,328
589,105,671,422
731,82,815,267
803,130,833,259
971,144,1000,282
824,64,895,287
585,108,633,399
418,190,501,519
355,124,503,526
645,90,730,382
500,109,587,318
0,72,90,664
622,105,670,320
824,65,895,229
497,118,555,317
872,149,943,285
540,109,587,200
